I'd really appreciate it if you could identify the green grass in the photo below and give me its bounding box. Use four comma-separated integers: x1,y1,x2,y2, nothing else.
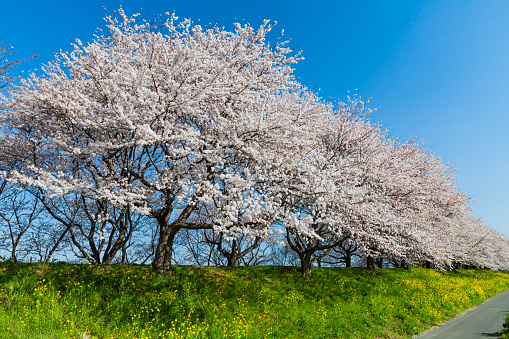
500,313,509,339
1,262,509,338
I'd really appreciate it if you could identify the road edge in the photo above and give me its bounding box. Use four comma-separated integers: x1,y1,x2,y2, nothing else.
412,289,509,338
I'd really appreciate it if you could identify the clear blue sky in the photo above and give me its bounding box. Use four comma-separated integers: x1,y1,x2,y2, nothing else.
1,1,508,235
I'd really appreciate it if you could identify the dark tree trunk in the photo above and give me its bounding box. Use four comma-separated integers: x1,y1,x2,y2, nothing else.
223,239,238,266
121,245,127,263
345,254,352,268
102,252,115,265
10,247,18,263
299,253,313,277
366,256,376,271
227,255,238,267
401,258,408,269
152,224,179,274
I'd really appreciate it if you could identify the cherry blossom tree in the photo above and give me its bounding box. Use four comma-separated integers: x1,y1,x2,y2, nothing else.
0,40,45,262
1,9,507,273
309,118,469,272
276,97,390,275
444,216,509,270
1,40,30,89
0,9,333,273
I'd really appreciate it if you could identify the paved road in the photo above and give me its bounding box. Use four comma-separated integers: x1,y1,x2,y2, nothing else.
416,290,509,338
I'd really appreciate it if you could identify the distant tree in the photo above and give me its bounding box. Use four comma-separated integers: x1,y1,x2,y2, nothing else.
174,227,271,267
38,192,147,264
446,216,509,270
321,239,359,268
285,227,347,276
0,186,43,261
117,217,158,264
203,232,263,267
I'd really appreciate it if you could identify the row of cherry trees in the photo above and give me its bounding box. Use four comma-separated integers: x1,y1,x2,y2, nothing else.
1,10,508,275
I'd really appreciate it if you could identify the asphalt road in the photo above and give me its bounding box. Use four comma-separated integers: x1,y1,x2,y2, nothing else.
416,290,509,339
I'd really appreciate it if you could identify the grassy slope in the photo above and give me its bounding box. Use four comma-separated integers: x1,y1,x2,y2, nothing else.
0,263,508,338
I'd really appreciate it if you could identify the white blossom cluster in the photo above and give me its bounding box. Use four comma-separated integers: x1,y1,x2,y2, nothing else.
1,9,507,272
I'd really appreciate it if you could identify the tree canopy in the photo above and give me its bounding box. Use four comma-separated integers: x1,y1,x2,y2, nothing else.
1,9,507,275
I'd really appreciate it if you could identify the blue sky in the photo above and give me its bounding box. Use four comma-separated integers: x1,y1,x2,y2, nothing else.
1,1,508,235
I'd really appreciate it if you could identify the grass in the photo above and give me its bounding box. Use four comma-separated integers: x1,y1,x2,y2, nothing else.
0,262,509,338
500,313,509,339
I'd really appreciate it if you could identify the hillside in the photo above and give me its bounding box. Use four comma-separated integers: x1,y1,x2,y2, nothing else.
1,263,508,338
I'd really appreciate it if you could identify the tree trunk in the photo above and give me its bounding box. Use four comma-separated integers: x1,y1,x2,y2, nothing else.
102,252,114,265
121,245,127,263
401,258,408,269
299,254,313,277
152,224,179,274
10,248,18,263
227,255,238,267
366,256,376,271
345,254,352,268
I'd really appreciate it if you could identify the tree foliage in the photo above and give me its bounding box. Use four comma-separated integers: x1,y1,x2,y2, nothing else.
0,9,507,274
